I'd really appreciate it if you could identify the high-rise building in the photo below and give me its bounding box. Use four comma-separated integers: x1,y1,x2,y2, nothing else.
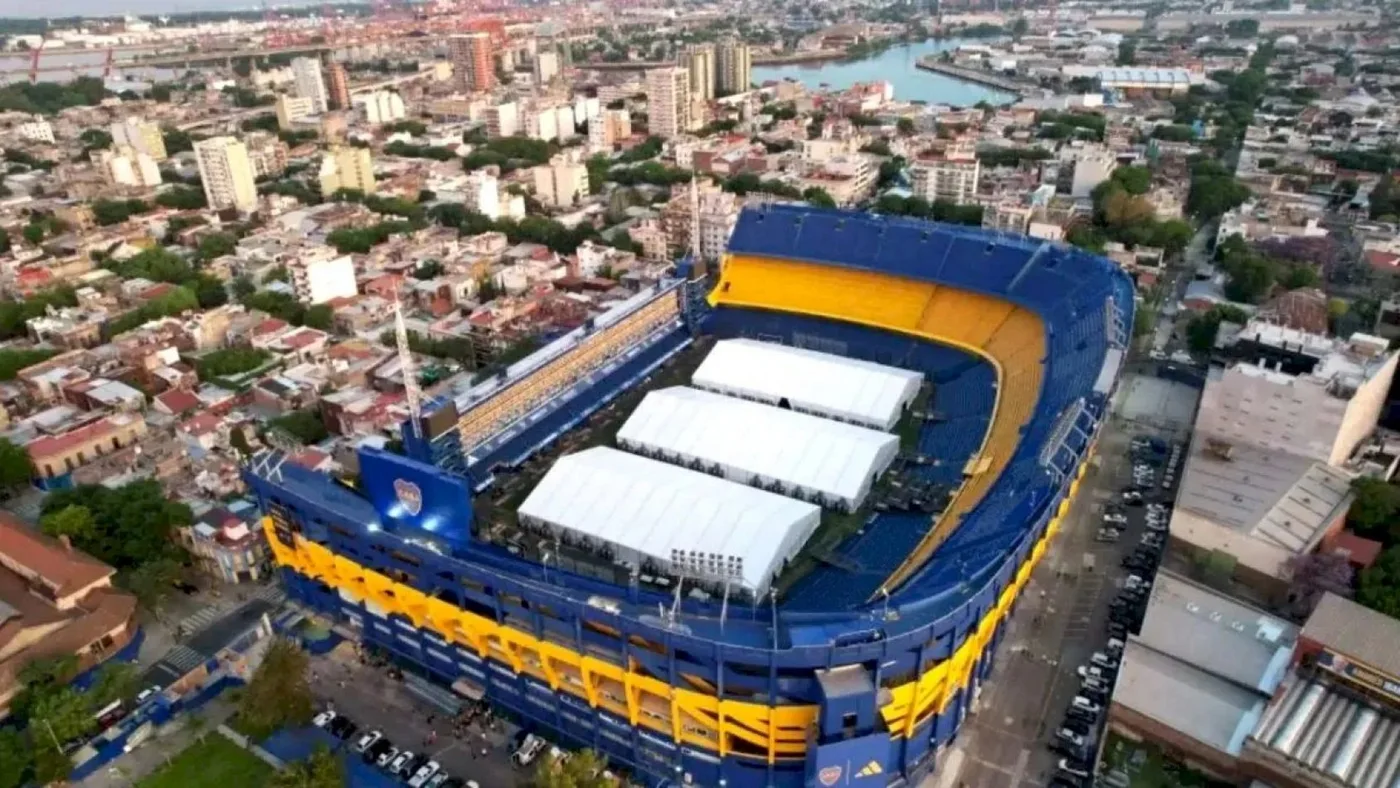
291,56,329,114
450,33,496,93
910,142,981,204
93,147,162,188
485,101,518,138
353,91,407,125
276,94,316,130
109,118,166,161
716,39,751,96
531,153,590,208
534,49,560,85
588,109,632,150
318,146,376,197
290,250,357,305
684,43,715,102
193,137,258,213
326,61,351,110
645,66,690,140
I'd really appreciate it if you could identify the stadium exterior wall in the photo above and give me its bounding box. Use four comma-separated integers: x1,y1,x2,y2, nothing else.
248,210,1129,788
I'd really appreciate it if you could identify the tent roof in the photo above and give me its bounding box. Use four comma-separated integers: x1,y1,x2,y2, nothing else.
518,447,819,593
618,387,897,503
691,339,922,429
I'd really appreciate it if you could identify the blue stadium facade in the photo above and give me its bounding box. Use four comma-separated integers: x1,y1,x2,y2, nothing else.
244,206,1134,788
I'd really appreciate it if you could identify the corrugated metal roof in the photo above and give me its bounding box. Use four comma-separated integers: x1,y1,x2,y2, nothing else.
617,386,898,507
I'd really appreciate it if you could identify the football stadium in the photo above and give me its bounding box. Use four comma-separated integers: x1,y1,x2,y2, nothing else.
244,205,1134,787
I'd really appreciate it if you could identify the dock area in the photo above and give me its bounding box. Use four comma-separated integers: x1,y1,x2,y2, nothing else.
915,57,1028,95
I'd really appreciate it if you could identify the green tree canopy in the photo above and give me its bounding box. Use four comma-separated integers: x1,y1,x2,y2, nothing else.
41,480,193,570
532,748,613,788
236,638,315,739
0,436,32,491
270,743,345,788
1359,546,1400,619
1348,478,1400,543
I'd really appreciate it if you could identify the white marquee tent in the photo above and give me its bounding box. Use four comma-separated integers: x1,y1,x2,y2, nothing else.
518,447,820,596
691,339,923,431
617,386,899,510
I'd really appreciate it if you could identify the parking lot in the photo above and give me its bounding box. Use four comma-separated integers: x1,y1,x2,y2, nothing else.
304,644,522,788
952,418,1186,788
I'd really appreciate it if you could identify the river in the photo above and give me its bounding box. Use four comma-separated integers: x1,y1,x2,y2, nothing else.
752,38,1016,107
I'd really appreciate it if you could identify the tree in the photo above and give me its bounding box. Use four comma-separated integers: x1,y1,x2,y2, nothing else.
198,348,272,378
1359,547,1400,619
89,661,141,710
231,275,257,299
413,260,445,280
0,227,9,256
0,728,31,788
41,480,193,570
1109,165,1152,196
803,187,837,209
0,436,33,491
230,427,254,458
262,265,291,285
896,117,916,136
1185,312,1222,353
1221,253,1276,303
270,743,344,788
303,304,334,331
40,505,97,544
533,749,612,788
197,232,237,261
1348,478,1400,542
1284,552,1354,619
22,223,45,245
29,685,93,744
268,408,330,445
1150,219,1194,257
237,637,315,739
155,185,207,210
1187,170,1251,221
1099,188,1155,229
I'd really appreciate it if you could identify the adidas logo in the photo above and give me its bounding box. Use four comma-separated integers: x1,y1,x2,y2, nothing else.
856,760,884,778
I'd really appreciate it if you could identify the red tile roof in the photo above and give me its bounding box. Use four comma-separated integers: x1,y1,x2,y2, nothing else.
0,514,115,597
1365,250,1400,271
155,389,201,415
1331,530,1383,569
26,418,121,461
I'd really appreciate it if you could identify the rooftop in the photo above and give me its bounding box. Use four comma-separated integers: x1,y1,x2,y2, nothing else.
0,513,115,599
690,338,923,431
1301,592,1400,680
1170,442,1352,579
518,446,821,596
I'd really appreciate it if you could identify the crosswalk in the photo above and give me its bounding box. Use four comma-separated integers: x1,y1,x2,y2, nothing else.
161,644,208,675
175,584,288,636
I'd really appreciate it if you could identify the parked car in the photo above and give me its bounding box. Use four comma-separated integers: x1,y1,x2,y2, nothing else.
389,751,415,776
1055,728,1085,748
409,760,441,788
1071,696,1103,715
1103,513,1128,525
1091,652,1120,671
354,730,382,754
376,746,400,768
512,734,547,768
312,710,337,728
365,739,393,764
1059,758,1092,779
1096,529,1121,543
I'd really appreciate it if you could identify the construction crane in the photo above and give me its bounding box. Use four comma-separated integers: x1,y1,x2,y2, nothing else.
394,289,423,442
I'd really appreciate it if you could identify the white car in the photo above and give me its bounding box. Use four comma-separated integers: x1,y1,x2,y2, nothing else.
1055,728,1084,747
354,730,382,753
312,710,337,728
1077,665,1107,681
1059,758,1091,779
135,685,162,704
389,751,414,776
408,760,440,787
1071,695,1102,714
376,746,400,768
1103,513,1128,525
512,734,546,768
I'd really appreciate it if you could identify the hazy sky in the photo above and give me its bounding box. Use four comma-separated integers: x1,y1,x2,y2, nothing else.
12,0,324,19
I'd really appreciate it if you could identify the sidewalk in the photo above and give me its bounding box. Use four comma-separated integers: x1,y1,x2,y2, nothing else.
76,698,240,788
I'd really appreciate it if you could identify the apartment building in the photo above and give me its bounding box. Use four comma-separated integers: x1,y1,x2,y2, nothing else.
911,142,980,204
685,43,715,102
646,66,691,139
588,108,633,151
27,412,149,487
318,145,376,197
194,136,258,213
17,119,54,144
1064,144,1117,198
486,101,519,138
535,49,560,84
450,32,495,93
92,148,162,188
275,94,316,129
291,56,329,114
716,38,752,96
245,131,290,179
532,153,590,208
326,60,351,110
290,250,358,304
524,104,575,142
354,90,407,125
109,117,167,161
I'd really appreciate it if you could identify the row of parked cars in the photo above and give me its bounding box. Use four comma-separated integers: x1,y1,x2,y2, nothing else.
311,709,478,788
509,731,622,783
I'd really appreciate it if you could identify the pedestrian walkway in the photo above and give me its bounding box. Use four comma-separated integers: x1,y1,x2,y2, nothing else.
177,605,222,637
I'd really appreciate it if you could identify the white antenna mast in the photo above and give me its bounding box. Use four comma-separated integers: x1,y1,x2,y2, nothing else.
394,286,423,440
689,172,702,263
